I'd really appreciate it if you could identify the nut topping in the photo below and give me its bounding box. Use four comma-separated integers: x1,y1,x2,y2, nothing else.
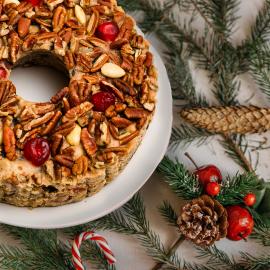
101,62,126,78
72,155,88,175
81,128,97,157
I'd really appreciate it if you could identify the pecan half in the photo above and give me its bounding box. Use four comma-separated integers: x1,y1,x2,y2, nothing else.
64,50,75,69
91,53,109,72
69,80,91,106
120,130,139,145
55,154,74,168
111,117,132,128
86,9,99,36
3,119,16,160
52,5,66,32
81,128,97,157
62,101,93,123
51,134,63,156
124,108,148,119
51,86,69,103
72,155,88,175
54,121,76,136
41,110,62,135
113,79,136,96
23,111,55,131
0,80,16,106
10,32,20,63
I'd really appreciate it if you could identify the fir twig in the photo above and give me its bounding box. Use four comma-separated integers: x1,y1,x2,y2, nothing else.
221,135,254,172
158,157,202,200
216,173,262,206
159,201,179,228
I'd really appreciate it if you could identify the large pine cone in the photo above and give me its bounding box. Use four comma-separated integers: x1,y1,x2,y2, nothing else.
178,195,228,246
180,106,270,134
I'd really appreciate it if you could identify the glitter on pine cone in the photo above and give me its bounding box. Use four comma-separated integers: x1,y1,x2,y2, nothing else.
178,195,228,246
180,106,270,135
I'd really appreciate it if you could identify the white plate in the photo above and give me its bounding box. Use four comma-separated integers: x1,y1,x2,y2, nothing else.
1,45,172,229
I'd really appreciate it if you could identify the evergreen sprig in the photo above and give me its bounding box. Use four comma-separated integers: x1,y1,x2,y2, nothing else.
216,173,263,205
158,157,202,200
159,201,179,228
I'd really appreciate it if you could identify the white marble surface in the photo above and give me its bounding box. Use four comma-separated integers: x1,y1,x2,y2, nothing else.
1,0,270,269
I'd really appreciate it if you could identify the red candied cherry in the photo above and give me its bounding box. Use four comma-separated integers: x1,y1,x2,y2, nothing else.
226,205,254,241
205,182,220,196
26,0,42,6
91,91,115,112
0,67,7,80
184,153,222,187
24,138,50,166
243,193,256,207
96,22,119,42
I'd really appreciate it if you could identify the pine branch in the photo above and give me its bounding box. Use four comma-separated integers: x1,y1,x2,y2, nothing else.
238,252,270,270
216,173,263,206
196,245,237,269
251,221,270,246
67,194,187,270
170,124,211,149
158,157,203,200
159,201,179,228
0,225,73,270
221,135,254,172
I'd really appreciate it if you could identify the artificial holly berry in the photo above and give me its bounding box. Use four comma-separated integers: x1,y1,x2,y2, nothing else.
96,22,119,42
184,153,222,186
91,91,115,112
24,138,50,166
26,0,42,6
0,67,7,80
243,193,256,207
226,205,254,241
205,182,220,196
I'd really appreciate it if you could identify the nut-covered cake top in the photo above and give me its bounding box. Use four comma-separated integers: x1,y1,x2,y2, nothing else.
0,0,158,184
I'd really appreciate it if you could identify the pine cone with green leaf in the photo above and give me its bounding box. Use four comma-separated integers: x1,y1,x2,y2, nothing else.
178,195,228,246
180,106,270,134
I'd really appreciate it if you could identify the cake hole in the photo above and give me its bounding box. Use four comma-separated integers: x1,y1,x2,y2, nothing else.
10,52,69,102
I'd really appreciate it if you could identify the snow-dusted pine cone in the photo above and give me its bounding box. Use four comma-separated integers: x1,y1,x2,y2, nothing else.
178,195,228,246
180,106,270,134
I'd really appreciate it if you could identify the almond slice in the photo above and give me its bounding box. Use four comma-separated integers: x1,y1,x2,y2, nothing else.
75,5,86,25
101,63,126,78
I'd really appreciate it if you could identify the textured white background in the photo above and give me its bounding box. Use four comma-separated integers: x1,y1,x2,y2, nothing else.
1,0,270,269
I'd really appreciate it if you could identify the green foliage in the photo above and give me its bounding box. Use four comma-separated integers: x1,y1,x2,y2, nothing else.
159,201,179,227
0,226,74,270
216,173,263,206
158,157,203,200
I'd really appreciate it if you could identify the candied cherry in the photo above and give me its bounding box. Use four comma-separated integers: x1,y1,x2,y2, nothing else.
26,0,42,6
96,22,119,42
0,67,7,80
23,138,50,166
91,91,115,112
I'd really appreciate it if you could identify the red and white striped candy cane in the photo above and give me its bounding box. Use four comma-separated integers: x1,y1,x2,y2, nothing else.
72,231,116,270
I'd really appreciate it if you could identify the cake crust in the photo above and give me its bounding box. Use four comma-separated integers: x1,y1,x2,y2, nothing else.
0,0,158,207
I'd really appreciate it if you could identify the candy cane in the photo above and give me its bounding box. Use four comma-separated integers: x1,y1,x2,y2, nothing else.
72,231,116,270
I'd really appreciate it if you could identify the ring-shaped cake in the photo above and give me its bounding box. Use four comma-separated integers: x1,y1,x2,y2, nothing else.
0,0,158,207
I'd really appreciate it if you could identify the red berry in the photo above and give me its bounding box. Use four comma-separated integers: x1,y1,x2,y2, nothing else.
205,182,220,196
226,205,254,241
96,22,119,42
91,91,115,112
0,67,7,80
244,193,256,207
195,165,222,186
26,0,42,6
24,138,50,166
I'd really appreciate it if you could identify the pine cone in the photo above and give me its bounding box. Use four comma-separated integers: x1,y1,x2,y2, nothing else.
180,106,270,134
178,195,228,246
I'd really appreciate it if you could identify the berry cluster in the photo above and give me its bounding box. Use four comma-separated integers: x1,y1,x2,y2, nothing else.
185,153,256,241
